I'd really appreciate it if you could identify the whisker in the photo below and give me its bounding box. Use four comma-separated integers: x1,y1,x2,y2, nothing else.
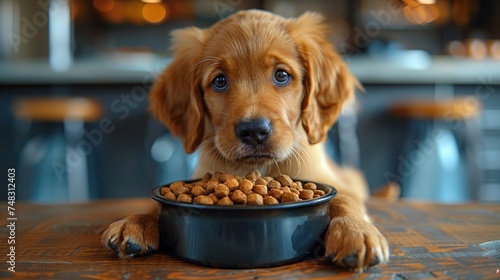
295,143,312,176
301,142,313,166
290,149,301,179
272,157,281,176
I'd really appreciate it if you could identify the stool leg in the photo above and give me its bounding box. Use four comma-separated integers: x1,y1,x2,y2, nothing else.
13,118,33,157
13,118,32,200
63,119,89,202
463,117,482,200
337,103,360,167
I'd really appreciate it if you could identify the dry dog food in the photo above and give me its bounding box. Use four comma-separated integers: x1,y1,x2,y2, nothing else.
160,171,326,206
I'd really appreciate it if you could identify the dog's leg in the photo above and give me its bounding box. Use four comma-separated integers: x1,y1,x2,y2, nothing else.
101,204,160,259
324,192,389,272
372,182,401,202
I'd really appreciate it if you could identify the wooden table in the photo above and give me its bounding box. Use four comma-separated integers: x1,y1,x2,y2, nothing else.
1,199,499,279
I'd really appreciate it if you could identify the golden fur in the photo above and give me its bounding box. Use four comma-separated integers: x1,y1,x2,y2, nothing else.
102,10,389,272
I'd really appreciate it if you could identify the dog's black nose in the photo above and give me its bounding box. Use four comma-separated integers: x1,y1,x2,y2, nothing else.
235,118,272,146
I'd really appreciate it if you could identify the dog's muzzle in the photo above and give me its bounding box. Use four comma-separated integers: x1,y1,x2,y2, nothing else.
235,118,273,147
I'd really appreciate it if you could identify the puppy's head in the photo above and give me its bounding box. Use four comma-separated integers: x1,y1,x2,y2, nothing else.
150,10,359,167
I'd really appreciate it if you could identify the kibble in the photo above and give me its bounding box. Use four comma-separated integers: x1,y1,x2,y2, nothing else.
193,195,213,205
219,172,234,183
267,180,281,189
191,185,207,196
262,176,273,183
281,192,299,203
263,196,279,205
247,193,264,205
299,189,314,200
206,180,218,193
170,181,184,190
172,185,190,196
290,188,300,195
239,179,254,195
161,172,327,205
255,178,268,186
276,174,293,186
292,181,302,190
217,196,234,206
304,182,317,190
177,193,192,203
202,172,212,181
163,191,176,200
245,171,260,181
230,190,247,204
215,184,230,198
268,189,283,200
252,184,268,196
224,179,239,191
314,190,326,196
208,193,220,204
161,187,171,196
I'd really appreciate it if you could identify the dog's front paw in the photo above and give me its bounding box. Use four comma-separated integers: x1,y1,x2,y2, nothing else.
101,214,159,259
324,217,389,272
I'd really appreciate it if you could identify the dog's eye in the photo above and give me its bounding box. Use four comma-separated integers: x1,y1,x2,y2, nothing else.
212,75,228,91
274,70,291,85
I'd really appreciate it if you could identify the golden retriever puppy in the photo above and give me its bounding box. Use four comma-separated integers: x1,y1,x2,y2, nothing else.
102,10,389,272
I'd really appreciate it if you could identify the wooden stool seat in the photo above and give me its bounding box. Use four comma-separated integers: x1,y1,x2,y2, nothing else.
388,96,482,203
13,97,103,122
12,97,104,203
390,97,481,120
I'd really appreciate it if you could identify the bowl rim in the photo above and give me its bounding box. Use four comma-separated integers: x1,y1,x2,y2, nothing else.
151,179,337,211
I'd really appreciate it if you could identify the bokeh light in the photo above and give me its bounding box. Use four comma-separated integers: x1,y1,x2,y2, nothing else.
403,4,438,25
142,3,169,23
93,0,115,12
126,1,145,24
100,0,126,24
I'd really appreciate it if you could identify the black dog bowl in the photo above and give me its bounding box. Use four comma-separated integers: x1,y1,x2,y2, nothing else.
151,180,336,268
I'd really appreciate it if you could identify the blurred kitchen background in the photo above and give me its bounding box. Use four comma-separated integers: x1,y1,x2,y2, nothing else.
0,0,499,203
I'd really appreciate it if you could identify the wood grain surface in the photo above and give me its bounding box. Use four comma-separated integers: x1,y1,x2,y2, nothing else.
1,198,499,279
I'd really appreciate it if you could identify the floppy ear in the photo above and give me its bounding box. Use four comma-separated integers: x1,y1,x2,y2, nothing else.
149,27,206,153
290,12,361,144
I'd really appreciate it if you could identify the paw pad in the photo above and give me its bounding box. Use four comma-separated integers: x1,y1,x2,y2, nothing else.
125,241,143,255
342,255,359,269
